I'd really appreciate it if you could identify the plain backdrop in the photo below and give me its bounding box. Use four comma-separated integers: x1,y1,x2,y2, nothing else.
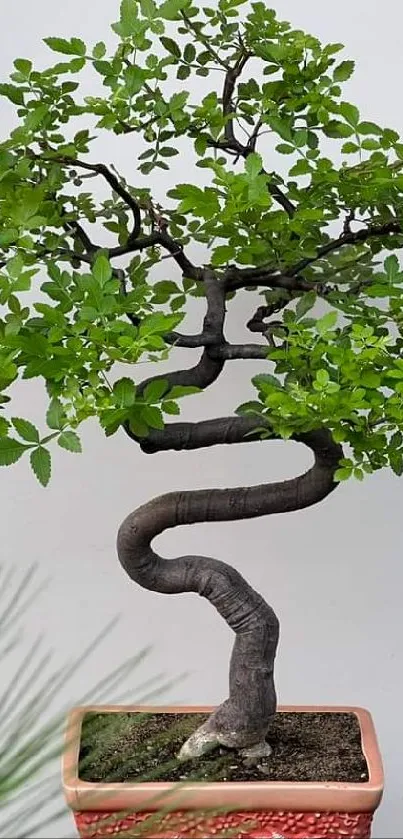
0,1,402,837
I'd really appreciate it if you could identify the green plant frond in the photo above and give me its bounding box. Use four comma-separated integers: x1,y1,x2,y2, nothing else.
0,565,188,837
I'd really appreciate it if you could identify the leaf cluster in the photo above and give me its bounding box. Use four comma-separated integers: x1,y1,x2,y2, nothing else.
1,0,403,483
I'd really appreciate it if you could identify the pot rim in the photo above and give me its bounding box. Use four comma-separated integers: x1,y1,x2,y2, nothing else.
62,704,383,814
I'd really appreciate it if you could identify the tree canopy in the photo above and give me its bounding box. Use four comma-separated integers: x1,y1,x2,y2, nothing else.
0,0,403,486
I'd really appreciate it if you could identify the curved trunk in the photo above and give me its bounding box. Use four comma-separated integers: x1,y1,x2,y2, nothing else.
117,420,342,760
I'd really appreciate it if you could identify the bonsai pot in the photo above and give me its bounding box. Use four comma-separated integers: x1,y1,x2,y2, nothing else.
63,704,383,839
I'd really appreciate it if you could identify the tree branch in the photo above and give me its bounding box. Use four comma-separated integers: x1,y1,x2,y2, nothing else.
209,343,269,360
197,45,296,219
288,221,403,277
36,154,142,242
109,230,202,281
224,265,317,294
62,218,97,254
32,151,201,279
132,267,226,403
222,49,251,148
222,220,401,295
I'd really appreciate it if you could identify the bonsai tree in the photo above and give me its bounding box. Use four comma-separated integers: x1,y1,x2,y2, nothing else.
1,0,403,763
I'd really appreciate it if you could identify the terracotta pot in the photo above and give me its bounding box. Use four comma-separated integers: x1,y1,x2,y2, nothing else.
62,705,383,839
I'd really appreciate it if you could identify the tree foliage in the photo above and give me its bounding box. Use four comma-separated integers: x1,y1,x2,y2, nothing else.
1,0,403,483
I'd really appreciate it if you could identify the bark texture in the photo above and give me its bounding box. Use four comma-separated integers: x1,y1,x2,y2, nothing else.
117,421,342,759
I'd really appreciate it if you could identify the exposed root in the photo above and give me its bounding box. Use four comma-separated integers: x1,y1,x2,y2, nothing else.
177,719,273,765
177,720,220,762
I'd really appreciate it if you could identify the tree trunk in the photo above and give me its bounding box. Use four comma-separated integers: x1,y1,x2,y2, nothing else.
117,421,342,760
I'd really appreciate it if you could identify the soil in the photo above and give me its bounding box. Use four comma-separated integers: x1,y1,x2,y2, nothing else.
78,711,369,785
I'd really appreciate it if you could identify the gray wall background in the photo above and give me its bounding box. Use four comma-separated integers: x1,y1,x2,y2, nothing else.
1,1,402,837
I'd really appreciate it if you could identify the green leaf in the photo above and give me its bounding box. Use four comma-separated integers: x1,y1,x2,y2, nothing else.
113,377,136,408
316,311,338,335
162,400,180,415
153,280,180,297
159,147,179,157
6,254,23,280
289,158,312,176
0,84,25,106
44,37,86,56
316,369,330,387
385,254,399,281
277,425,293,440
177,65,191,80
341,141,360,154
71,37,86,55
117,0,139,35
160,0,190,20
92,253,112,286
390,450,403,477
167,385,200,399
58,431,82,453
46,398,66,431
334,467,352,482
80,306,98,322
361,370,381,388
323,120,354,139
141,405,165,429
252,373,283,392
30,447,51,486
93,42,106,59
25,104,49,131
160,37,181,58
194,135,208,156
357,121,382,135
245,153,263,179
141,0,156,18
332,427,346,444
143,379,169,403
211,245,234,265
361,138,380,151
339,102,360,127
265,115,293,142
276,143,295,155
390,431,403,450
13,58,32,77
236,400,264,416
333,60,355,82
139,312,183,336
0,417,10,436
0,229,19,246
184,43,196,63
295,291,316,321
11,417,40,443
128,415,149,437
0,438,27,466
